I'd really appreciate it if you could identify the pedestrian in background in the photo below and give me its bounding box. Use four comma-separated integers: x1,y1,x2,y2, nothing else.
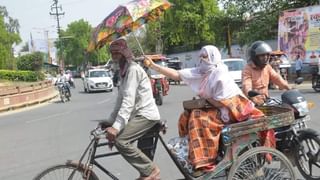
295,55,303,78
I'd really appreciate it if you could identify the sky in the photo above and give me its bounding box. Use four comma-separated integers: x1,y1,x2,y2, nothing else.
0,0,130,46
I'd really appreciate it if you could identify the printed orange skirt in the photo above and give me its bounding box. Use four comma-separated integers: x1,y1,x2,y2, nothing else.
178,95,275,170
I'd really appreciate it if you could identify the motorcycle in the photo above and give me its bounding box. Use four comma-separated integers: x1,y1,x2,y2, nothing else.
249,78,320,180
150,74,169,106
56,82,71,103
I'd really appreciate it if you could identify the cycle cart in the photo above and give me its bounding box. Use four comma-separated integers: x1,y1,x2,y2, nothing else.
33,106,297,180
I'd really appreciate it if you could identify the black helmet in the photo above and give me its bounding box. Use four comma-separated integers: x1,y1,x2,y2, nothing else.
248,41,272,68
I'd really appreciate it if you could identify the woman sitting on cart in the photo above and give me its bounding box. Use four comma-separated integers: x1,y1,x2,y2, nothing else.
144,45,275,173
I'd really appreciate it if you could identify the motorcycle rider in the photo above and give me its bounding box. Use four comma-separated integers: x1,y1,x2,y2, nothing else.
56,70,71,97
65,70,75,88
242,41,291,105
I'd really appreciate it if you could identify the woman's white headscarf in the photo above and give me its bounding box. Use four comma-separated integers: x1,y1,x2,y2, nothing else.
178,45,241,101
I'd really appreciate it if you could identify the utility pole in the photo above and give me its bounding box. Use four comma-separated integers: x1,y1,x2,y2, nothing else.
50,0,65,69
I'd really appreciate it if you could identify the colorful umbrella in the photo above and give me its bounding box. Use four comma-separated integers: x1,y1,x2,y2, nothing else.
87,0,171,52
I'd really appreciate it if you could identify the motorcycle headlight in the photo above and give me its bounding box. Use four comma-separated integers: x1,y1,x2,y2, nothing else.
292,101,309,117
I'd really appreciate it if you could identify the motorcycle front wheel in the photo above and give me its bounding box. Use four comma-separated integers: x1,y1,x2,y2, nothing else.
295,134,320,180
59,90,66,103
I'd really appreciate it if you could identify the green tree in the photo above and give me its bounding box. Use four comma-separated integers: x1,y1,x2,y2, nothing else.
161,0,221,53
17,52,44,71
0,6,21,69
56,19,109,67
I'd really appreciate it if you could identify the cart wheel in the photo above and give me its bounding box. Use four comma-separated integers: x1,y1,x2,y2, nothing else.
228,146,296,180
33,163,99,180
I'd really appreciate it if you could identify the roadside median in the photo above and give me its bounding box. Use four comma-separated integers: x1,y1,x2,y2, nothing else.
0,81,58,113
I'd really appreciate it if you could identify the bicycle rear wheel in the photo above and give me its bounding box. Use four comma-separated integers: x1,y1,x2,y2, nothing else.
33,163,99,180
228,146,296,180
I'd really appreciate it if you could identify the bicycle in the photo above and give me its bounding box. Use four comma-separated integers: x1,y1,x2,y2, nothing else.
34,106,296,180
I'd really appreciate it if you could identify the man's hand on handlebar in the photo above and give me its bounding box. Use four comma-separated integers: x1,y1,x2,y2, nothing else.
251,95,266,106
105,127,119,150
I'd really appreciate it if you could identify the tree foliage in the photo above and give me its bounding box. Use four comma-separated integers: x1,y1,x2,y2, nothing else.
56,19,109,67
0,6,21,69
17,52,44,71
160,0,221,53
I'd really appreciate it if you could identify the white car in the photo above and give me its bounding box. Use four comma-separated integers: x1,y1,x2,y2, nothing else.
83,69,113,92
222,58,246,87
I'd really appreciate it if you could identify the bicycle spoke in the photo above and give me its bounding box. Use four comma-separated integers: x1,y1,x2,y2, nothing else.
309,161,313,176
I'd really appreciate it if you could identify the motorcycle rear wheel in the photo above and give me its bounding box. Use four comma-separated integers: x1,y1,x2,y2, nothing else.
155,93,163,106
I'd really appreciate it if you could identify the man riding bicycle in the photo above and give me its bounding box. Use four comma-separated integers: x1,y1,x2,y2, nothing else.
104,38,161,180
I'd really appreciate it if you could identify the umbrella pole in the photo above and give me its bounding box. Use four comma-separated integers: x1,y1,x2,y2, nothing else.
133,32,145,55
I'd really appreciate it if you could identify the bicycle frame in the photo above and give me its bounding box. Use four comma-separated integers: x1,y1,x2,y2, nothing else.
68,126,261,180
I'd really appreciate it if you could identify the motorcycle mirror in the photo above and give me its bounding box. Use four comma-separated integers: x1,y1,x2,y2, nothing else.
248,90,260,98
295,77,304,85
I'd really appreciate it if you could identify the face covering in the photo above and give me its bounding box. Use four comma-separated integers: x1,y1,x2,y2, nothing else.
198,59,212,74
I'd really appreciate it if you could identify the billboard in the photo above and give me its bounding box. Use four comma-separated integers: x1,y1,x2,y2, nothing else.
278,5,320,64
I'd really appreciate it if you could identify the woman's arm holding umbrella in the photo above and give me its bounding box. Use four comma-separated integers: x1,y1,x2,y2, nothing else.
144,57,182,81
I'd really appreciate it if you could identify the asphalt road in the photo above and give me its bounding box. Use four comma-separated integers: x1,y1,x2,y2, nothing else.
0,79,319,180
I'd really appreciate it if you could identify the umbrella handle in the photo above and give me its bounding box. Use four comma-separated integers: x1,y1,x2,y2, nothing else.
133,32,145,56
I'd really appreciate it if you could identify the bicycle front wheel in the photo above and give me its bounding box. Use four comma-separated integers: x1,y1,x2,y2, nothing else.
228,146,296,180
33,163,99,180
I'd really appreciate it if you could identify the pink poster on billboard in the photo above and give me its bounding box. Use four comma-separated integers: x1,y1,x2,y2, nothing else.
278,5,320,64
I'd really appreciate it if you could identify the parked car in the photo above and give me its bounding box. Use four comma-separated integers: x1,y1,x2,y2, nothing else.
222,58,246,87
83,69,113,93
